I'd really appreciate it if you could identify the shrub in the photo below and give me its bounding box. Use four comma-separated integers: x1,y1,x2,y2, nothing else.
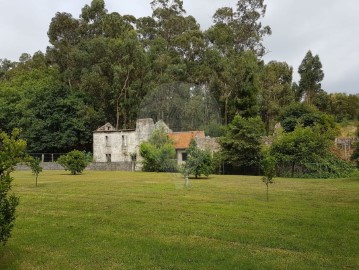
57,150,91,175
0,129,27,245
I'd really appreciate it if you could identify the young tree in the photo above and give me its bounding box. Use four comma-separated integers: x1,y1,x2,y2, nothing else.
298,50,324,105
140,128,177,172
57,150,91,175
184,140,212,179
0,129,27,245
261,151,276,201
29,157,42,187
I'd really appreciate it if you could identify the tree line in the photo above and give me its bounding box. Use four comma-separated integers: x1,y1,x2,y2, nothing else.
0,0,358,155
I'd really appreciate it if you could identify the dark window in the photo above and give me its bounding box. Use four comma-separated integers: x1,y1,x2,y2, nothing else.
182,152,188,161
105,136,110,147
122,135,127,147
106,154,111,162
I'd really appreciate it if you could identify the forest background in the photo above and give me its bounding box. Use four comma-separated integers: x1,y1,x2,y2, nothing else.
0,0,358,156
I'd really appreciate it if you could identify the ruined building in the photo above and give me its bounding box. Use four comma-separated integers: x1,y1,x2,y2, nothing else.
93,118,219,166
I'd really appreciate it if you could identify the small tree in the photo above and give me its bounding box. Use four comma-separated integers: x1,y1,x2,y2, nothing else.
29,157,42,186
140,129,177,172
57,150,91,175
261,152,276,201
184,140,213,179
0,129,27,245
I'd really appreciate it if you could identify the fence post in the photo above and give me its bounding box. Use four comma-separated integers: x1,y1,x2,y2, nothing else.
41,154,45,162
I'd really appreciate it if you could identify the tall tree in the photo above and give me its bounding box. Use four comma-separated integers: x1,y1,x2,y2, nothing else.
206,0,271,57
217,51,261,124
260,61,294,135
138,0,204,85
298,50,324,105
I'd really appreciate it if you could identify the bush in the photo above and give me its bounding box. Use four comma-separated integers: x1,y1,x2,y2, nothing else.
57,150,91,175
0,129,27,245
140,129,177,172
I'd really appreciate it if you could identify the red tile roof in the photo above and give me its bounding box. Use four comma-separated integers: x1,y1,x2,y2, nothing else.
168,131,205,149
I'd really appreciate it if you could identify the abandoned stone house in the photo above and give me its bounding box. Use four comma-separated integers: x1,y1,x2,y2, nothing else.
93,118,219,166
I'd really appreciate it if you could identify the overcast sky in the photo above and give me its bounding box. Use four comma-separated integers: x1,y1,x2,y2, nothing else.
0,0,358,94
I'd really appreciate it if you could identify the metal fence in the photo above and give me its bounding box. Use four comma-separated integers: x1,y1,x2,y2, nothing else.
28,153,65,162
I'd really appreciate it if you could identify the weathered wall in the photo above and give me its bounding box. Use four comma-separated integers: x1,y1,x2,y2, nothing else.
16,162,134,171
93,118,155,163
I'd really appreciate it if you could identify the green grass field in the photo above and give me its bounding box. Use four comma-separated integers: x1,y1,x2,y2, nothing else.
1,171,358,269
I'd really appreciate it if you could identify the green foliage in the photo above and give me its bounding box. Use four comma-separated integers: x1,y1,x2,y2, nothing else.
140,129,177,172
298,50,324,104
260,61,294,135
29,157,42,186
327,93,359,122
220,115,264,171
0,129,27,245
270,125,330,176
351,142,359,168
270,125,354,178
207,0,271,56
57,150,91,175
278,102,339,138
183,140,213,178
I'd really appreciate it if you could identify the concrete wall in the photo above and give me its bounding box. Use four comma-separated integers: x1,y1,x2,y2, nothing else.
16,162,134,172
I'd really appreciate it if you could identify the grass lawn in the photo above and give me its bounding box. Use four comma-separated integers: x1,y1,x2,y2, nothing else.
1,171,358,269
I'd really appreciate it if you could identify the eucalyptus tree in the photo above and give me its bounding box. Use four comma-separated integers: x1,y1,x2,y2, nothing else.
260,61,294,135
47,0,149,129
137,0,205,84
206,0,271,57
217,50,261,124
298,50,324,105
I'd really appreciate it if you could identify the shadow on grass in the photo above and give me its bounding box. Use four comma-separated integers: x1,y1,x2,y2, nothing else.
188,176,212,180
0,245,22,269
